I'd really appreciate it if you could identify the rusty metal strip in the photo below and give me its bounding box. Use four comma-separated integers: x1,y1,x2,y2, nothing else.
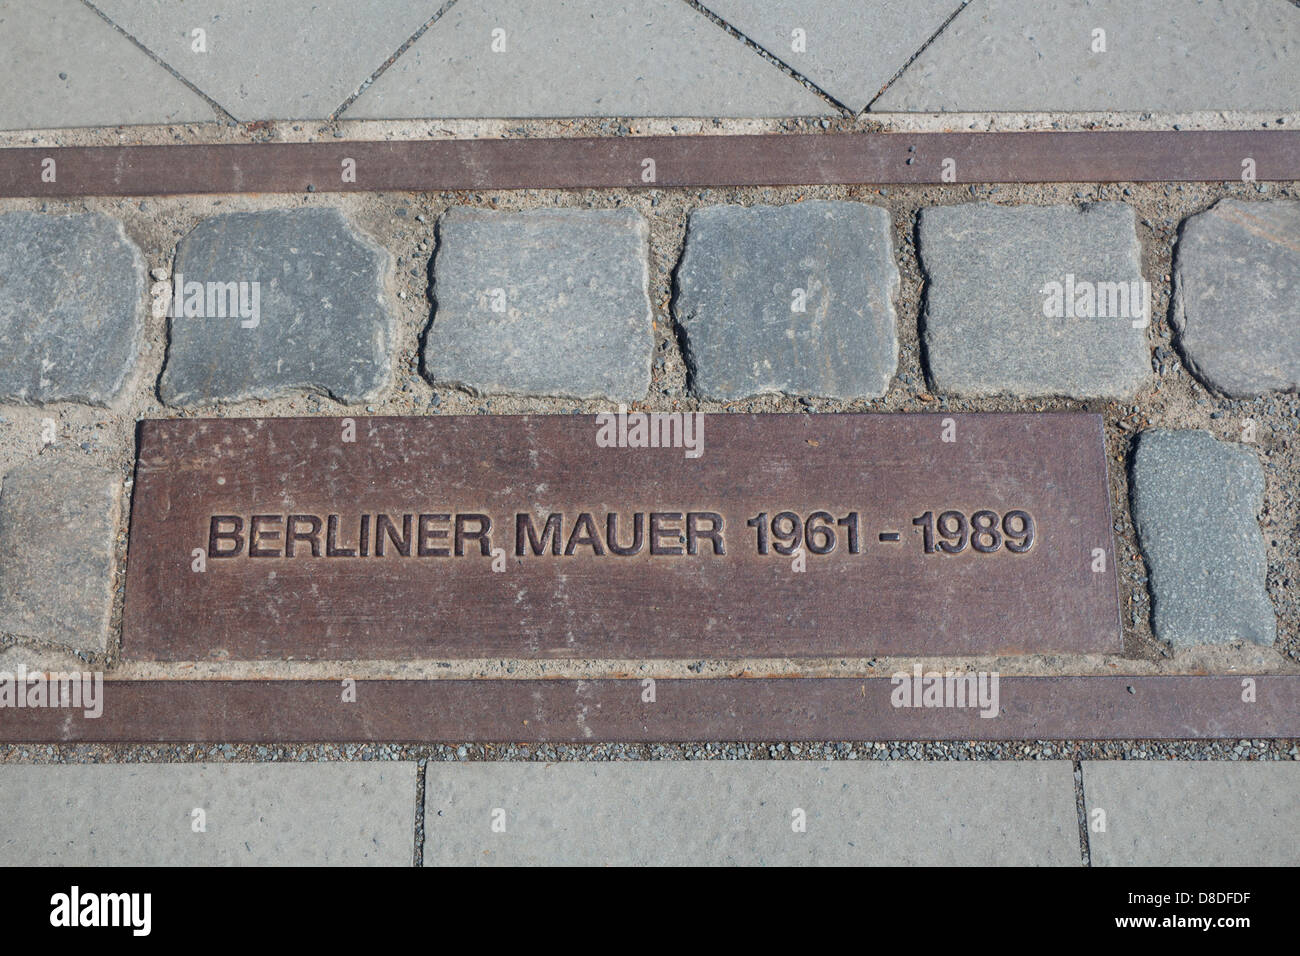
122,413,1120,661
1,131,1296,197
0,676,1293,743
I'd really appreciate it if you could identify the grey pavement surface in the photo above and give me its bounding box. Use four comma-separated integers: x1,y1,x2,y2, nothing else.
348,0,829,120
674,201,899,400
0,211,145,406
0,0,212,129
918,202,1150,399
1083,760,1299,865
3,0,1298,126
0,762,416,865
0,458,118,651
1173,199,1300,398
424,760,1080,865
874,0,1300,113
1,757,1295,866
425,206,654,401
697,0,963,111
159,207,392,406
1130,430,1276,648
89,0,436,121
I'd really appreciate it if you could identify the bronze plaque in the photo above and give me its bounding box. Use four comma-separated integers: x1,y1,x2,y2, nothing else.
122,413,1120,660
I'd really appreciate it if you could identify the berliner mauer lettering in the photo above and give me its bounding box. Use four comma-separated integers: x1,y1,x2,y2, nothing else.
122,413,1121,661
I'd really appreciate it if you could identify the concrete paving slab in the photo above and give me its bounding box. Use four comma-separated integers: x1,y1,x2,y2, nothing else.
918,202,1150,399
1173,199,1300,397
874,0,1300,113
699,0,963,111
674,201,899,399
424,760,1080,865
346,0,831,119
0,458,119,653
1130,430,1276,648
425,207,653,401
91,0,436,120
1083,761,1299,866
0,0,214,130
0,762,416,865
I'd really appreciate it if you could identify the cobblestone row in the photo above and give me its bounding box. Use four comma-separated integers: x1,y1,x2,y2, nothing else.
0,198,1295,656
3,200,1294,408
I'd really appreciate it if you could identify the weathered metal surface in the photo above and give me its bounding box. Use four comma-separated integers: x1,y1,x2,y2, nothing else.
122,413,1119,661
0,676,1292,743
1,131,1296,197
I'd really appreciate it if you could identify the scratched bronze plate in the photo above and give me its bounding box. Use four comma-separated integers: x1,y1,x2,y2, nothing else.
122,413,1120,661
2,677,1293,743
4,131,1299,197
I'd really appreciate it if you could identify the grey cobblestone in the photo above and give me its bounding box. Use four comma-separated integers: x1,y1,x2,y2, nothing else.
1173,199,1300,397
0,212,145,405
425,207,653,402
919,202,1150,399
1130,429,1276,647
159,208,391,406
0,457,119,652
673,201,898,400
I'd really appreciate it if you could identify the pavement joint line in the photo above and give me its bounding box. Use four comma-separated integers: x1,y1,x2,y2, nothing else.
680,0,852,116
332,0,463,123
77,0,235,125
1073,758,1093,867
413,758,427,868
864,0,973,114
